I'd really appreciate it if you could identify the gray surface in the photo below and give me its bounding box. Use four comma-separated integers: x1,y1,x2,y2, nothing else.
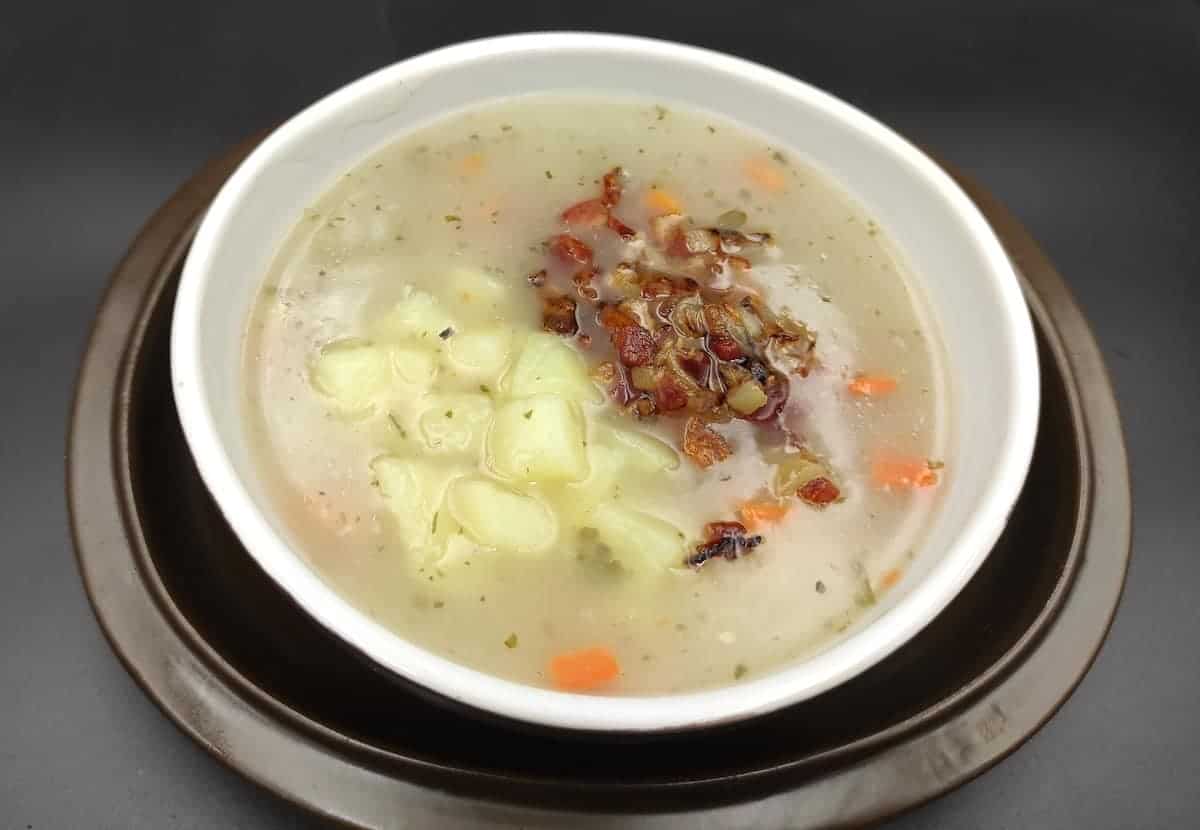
2,1,1197,827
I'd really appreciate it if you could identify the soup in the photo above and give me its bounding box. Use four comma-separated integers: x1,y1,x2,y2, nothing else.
242,95,949,695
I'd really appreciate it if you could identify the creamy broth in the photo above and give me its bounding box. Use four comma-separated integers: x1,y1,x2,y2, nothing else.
242,95,949,694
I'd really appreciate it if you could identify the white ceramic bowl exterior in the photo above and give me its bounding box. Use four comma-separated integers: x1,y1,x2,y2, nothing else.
171,33,1038,732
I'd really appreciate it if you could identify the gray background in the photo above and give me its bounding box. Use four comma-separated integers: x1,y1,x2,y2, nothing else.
2,0,1197,827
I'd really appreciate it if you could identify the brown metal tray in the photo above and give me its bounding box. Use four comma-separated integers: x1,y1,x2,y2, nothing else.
67,138,1130,828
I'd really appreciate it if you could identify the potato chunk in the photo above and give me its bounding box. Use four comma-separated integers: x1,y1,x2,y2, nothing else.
418,393,493,454
600,425,681,473
370,456,455,558
506,332,601,403
446,266,510,321
442,327,514,379
309,341,392,414
585,501,687,572
446,477,556,554
371,286,455,342
488,395,588,483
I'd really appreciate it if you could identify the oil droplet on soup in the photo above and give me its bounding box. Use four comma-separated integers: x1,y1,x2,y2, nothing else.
242,95,950,694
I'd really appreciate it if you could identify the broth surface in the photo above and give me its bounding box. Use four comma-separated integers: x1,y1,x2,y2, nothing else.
243,95,949,694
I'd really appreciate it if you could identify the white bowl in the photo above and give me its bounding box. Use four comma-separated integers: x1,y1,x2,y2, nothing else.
171,33,1039,733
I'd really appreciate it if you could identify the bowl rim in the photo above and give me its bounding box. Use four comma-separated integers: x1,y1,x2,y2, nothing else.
171,31,1040,732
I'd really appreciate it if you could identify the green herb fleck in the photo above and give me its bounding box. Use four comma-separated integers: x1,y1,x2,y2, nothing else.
444,410,454,419
815,580,826,594
706,125,717,133
438,326,455,339
387,413,407,437
500,124,513,132
479,384,491,395
544,170,553,179
444,214,461,223
734,663,749,680
928,459,946,470
433,600,444,609
431,512,439,534
503,633,518,649
771,150,788,165
523,409,533,420
654,104,668,121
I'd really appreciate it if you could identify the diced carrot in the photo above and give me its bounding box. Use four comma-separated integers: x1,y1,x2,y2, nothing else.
880,568,903,590
743,157,787,191
738,500,791,529
458,152,484,175
549,646,620,692
848,373,898,397
643,188,683,216
871,452,940,490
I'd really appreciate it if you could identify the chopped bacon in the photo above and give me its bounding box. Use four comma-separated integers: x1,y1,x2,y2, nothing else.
686,522,763,568
709,335,743,361
597,303,639,331
549,234,593,265
677,349,711,382
613,324,655,367
541,294,579,335
798,477,840,506
606,213,637,240
655,374,691,412
601,167,624,207
561,198,608,227
682,417,731,468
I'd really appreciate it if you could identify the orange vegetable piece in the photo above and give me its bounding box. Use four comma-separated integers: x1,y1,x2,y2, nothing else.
743,157,787,191
848,373,898,397
738,500,791,529
880,568,903,590
643,188,683,216
871,452,939,490
549,647,620,692
458,152,484,175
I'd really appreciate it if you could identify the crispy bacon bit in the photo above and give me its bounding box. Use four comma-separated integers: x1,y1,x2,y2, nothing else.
709,335,743,361
597,303,639,331
686,522,763,568
542,294,579,335
562,198,608,227
629,397,656,417
601,167,624,207
527,269,547,287
606,213,637,240
549,234,593,265
573,267,599,301
682,417,732,468
798,477,840,506
613,324,655,367
655,374,691,412
677,349,711,381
